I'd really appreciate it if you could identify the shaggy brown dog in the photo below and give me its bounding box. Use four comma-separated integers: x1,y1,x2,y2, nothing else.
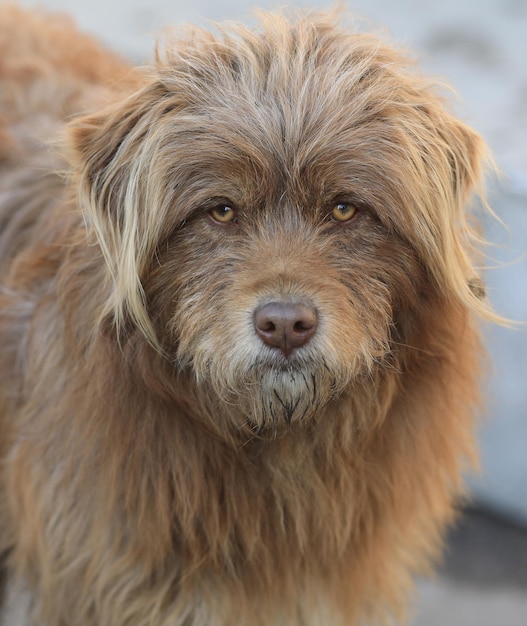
0,5,496,625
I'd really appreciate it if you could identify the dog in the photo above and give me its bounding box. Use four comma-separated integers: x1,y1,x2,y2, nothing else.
0,5,496,625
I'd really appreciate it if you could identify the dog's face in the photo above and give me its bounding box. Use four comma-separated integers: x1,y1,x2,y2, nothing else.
70,13,488,434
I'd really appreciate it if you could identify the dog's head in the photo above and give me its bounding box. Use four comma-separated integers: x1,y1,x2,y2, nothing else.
69,12,493,434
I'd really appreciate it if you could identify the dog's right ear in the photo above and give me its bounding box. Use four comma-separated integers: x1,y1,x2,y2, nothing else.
69,79,175,222
67,80,180,348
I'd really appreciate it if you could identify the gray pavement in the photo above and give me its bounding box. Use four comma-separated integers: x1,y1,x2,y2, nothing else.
412,506,527,625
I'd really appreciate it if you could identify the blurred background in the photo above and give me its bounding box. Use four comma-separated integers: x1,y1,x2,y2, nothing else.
14,0,527,623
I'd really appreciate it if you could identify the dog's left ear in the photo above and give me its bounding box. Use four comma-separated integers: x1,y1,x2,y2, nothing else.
444,120,483,203
446,118,494,306
68,79,178,347
443,119,489,300
410,109,494,319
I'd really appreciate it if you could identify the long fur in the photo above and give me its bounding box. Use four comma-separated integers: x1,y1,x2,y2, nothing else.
0,5,494,625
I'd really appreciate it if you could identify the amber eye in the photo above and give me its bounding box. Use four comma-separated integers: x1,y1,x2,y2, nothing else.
209,205,236,224
331,202,357,223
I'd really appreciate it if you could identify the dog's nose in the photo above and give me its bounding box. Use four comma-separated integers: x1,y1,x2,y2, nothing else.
254,301,318,356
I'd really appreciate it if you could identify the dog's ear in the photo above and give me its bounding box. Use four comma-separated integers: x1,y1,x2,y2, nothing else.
68,80,179,348
402,106,496,321
434,116,493,314
443,119,484,205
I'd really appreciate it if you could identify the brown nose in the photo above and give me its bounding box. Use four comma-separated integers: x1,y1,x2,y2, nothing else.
254,301,318,356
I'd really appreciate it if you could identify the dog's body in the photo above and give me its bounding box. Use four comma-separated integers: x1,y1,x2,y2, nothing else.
0,5,493,625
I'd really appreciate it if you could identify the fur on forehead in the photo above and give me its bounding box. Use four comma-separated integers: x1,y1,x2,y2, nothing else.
69,10,496,348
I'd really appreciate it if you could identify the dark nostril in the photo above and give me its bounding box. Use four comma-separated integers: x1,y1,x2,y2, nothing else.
294,320,310,331
254,301,318,356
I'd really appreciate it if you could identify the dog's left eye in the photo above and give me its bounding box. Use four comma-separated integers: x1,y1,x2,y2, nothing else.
209,205,237,224
331,202,357,223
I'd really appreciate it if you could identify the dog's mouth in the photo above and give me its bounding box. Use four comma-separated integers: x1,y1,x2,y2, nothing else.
233,360,346,434
262,366,317,408
245,371,316,433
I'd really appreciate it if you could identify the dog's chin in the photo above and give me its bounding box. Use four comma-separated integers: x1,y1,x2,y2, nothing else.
251,367,321,430
208,360,351,436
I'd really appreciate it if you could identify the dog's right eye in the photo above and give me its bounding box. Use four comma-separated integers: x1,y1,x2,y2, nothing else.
331,202,357,223
209,205,237,224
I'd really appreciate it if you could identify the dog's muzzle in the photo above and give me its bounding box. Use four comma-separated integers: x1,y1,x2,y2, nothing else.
253,300,318,357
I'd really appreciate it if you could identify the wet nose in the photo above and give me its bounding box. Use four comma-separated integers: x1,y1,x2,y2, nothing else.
253,301,318,356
